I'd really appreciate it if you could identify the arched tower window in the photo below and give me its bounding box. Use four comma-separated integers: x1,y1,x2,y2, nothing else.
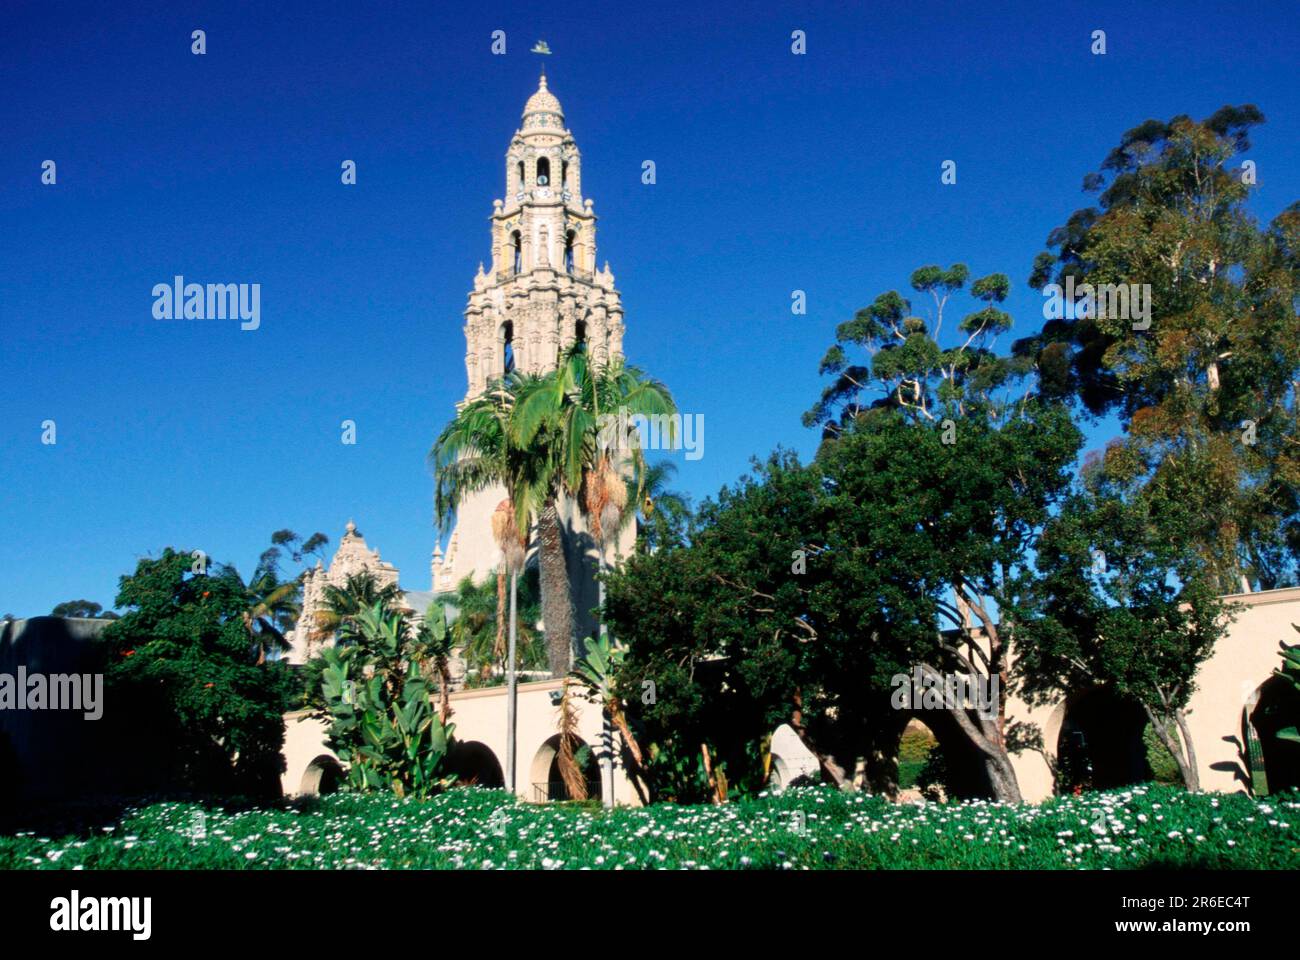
536,157,551,187
515,161,524,195
564,230,576,273
511,231,522,275
561,160,569,190
574,319,587,352
501,320,515,374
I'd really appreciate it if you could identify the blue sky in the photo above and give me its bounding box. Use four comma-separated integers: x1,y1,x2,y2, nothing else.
2,0,1298,616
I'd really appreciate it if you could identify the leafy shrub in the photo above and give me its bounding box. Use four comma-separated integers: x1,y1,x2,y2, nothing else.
317,603,455,798
1143,723,1182,785
898,726,937,790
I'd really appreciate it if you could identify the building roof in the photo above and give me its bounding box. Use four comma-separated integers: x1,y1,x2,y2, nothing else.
401,590,440,618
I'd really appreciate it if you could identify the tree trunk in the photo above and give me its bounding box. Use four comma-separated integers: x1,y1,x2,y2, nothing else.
1174,709,1200,791
701,743,724,803
557,680,587,799
790,690,849,787
537,499,574,677
437,661,452,725
608,700,644,767
865,744,900,799
1142,704,1200,792
917,662,1023,803
506,569,518,793
495,568,507,661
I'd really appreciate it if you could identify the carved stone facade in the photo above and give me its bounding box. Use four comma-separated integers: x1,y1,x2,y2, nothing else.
459,72,625,401
286,520,400,665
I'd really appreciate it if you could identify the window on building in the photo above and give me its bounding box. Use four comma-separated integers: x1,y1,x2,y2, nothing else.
502,321,515,374
536,157,550,187
516,161,524,194
564,231,576,273
574,320,587,352
511,231,522,275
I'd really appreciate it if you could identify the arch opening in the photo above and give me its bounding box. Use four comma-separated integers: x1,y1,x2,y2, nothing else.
1055,687,1153,792
299,755,344,796
446,740,506,789
1245,675,1300,796
536,157,551,187
528,733,601,802
883,711,992,801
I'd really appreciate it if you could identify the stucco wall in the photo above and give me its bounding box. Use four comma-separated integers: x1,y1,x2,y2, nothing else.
282,678,646,804
0,617,162,804
282,588,1300,806
1007,586,1300,801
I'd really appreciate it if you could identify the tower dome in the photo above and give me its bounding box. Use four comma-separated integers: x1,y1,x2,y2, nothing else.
522,73,564,129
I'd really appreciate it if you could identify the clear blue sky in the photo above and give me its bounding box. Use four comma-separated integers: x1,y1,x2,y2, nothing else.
2,0,1298,616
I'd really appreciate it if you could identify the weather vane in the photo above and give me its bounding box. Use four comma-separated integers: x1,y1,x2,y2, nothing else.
531,39,552,79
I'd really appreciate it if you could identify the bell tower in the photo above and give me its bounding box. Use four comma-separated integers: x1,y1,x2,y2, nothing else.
436,74,633,605
462,71,625,399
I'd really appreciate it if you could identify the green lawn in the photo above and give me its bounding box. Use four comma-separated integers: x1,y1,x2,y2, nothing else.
1,785,1296,870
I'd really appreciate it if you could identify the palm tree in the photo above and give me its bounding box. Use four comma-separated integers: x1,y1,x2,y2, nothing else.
430,374,546,792
242,570,301,664
510,348,677,671
431,351,676,799
414,601,455,724
313,571,405,644
446,575,497,682
493,499,527,793
444,573,546,684
630,460,691,554
511,347,677,804
429,375,564,668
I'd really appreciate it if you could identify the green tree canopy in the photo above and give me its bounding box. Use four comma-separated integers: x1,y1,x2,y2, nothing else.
101,548,294,797
1024,105,1300,590
50,600,117,619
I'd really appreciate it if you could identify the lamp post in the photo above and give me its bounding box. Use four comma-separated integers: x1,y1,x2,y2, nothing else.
598,552,614,808
507,563,519,794
595,469,625,810
494,500,526,795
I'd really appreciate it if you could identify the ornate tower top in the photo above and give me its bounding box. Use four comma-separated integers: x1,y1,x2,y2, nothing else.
459,75,626,400
522,73,564,129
